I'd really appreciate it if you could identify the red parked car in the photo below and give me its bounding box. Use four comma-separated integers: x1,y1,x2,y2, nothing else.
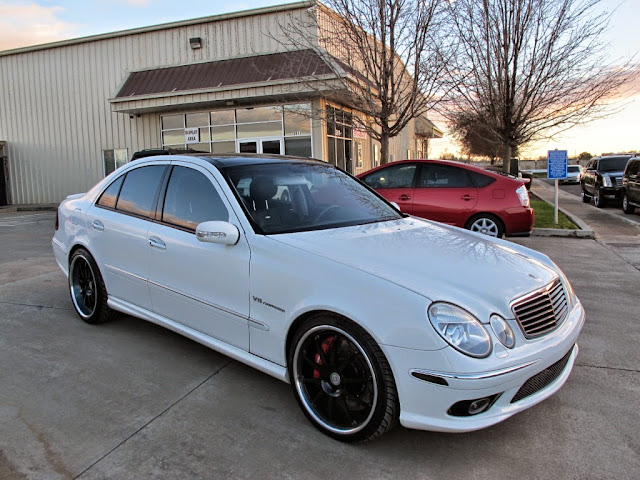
357,160,533,237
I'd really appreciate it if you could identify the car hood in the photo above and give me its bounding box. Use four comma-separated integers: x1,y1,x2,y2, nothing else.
272,218,558,320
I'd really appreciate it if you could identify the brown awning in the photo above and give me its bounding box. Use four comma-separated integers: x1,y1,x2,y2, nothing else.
115,49,335,99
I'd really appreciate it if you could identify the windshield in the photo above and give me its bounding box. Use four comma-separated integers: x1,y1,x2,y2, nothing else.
225,162,403,234
599,157,630,172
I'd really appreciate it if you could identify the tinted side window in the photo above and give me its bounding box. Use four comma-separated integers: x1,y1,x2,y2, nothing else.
419,164,473,188
468,171,496,188
626,160,639,176
96,175,124,209
162,166,229,231
116,166,166,217
361,164,417,188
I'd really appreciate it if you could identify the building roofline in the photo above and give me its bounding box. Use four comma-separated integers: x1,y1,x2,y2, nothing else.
0,1,315,57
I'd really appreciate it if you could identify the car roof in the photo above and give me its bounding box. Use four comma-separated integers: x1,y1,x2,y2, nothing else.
137,153,327,169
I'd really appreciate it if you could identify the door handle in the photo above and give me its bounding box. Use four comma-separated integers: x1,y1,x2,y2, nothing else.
92,220,104,231
398,194,411,201
148,237,166,250
461,195,475,201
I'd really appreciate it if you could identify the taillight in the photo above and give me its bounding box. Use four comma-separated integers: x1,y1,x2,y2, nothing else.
516,185,530,207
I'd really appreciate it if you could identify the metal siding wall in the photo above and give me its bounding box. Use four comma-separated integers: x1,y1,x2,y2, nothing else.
0,6,313,203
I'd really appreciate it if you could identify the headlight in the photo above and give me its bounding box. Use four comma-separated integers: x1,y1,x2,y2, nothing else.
560,272,577,308
428,303,492,358
490,314,515,348
602,176,612,187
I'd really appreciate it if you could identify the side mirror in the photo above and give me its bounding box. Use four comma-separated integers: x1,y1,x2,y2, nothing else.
390,201,401,211
196,221,240,245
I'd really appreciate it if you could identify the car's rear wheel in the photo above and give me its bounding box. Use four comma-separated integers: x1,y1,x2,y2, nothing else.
593,187,606,208
466,214,504,238
289,315,398,442
622,192,636,214
69,248,115,324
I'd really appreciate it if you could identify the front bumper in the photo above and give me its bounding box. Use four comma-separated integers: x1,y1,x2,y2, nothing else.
384,299,585,432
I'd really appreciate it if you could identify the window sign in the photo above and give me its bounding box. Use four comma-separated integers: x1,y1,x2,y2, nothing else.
185,127,200,144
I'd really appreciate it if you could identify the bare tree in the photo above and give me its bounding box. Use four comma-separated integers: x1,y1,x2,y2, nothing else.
449,111,509,164
442,0,639,173
275,0,451,164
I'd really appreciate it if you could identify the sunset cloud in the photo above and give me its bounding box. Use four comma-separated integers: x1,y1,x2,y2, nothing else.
0,2,78,50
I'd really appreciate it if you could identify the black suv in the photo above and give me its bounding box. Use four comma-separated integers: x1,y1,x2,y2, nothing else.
621,157,640,214
580,155,632,208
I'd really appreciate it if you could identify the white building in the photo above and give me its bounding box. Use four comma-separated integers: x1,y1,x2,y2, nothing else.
0,1,441,206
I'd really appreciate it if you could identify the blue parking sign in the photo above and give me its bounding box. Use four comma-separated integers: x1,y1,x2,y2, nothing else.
548,150,568,179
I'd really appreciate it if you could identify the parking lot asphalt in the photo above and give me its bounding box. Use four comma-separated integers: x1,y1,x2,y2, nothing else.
0,209,638,479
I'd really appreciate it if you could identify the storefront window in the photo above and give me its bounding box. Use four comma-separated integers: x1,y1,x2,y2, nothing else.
102,148,128,176
211,125,235,141
326,105,353,173
161,104,312,158
284,105,312,136
236,106,282,123
162,115,184,130
211,110,235,125
285,137,312,157
237,121,282,139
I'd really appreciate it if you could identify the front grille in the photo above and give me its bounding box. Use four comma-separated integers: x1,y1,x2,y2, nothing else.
512,279,568,338
511,347,574,403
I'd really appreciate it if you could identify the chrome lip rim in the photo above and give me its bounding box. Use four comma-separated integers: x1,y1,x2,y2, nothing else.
293,325,378,435
69,255,96,319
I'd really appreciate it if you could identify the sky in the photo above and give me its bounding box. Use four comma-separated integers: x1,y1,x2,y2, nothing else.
0,0,638,159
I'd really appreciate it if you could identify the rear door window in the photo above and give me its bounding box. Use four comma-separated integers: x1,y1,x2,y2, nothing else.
418,164,474,188
115,166,166,218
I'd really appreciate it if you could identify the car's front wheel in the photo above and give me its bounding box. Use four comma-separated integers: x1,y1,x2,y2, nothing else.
593,187,605,208
289,315,398,442
69,248,116,324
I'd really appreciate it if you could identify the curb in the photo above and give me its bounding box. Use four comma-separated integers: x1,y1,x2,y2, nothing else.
530,184,595,239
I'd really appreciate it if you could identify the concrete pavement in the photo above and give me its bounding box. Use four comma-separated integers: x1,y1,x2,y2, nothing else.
0,209,638,479
531,179,640,270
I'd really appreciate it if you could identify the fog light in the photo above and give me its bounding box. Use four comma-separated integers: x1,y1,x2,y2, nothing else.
448,393,502,417
468,398,491,415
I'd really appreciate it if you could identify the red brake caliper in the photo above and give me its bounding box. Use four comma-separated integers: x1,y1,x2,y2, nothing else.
313,336,336,378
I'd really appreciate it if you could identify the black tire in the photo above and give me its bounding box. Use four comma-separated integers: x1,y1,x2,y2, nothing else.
581,186,591,203
69,248,116,324
593,187,605,208
288,314,399,442
465,214,505,238
622,192,636,214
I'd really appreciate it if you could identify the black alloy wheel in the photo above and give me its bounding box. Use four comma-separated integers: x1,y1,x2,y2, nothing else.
69,249,115,324
289,315,398,442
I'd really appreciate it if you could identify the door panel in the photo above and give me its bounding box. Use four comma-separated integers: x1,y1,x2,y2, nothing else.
147,165,250,350
86,205,152,310
412,164,478,226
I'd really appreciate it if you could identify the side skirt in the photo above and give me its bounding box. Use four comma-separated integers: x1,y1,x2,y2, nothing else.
107,296,289,384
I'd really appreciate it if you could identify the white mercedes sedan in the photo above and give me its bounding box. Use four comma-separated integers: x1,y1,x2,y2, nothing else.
52,154,585,442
